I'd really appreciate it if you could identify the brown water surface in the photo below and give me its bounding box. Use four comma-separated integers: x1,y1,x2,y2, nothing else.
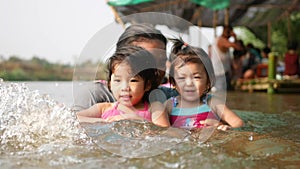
1,82,299,168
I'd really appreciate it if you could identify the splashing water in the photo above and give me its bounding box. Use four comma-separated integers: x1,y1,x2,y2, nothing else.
0,80,299,169
0,81,89,153
82,120,189,158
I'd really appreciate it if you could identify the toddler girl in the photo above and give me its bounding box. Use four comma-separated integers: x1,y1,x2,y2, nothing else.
77,46,170,127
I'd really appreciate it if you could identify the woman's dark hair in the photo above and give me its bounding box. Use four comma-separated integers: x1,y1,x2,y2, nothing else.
222,25,233,38
106,46,159,102
287,41,298,50
263,47,271,54
234,40,246,58
169,38,216,99
116,23,167,49
116,23,167,85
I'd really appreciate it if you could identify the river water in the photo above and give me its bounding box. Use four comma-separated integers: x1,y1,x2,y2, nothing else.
0,81,299,168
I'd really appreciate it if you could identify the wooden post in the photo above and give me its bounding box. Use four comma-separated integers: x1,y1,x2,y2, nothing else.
213,10,218,38
224,8,229,26
197,8,202,27
287,12,291,42
197,9,202,47
106,0,125,28
267,22,271,48
267,52,276,94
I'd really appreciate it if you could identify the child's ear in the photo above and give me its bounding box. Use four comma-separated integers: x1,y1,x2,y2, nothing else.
206,81,211,88
145,81,152,92
108,80,111,91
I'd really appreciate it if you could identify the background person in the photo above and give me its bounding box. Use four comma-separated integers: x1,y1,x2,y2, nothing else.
284,41,299,78
231,40,247,82
261,47,271,64
211,25,243,91
242,43,261,79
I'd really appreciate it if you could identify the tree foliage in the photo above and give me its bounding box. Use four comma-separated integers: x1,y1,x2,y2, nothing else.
235,11,300,60
235,27,265,49
0,56,73,81
0,56,107,81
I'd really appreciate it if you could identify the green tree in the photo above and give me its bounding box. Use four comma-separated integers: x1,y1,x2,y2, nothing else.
0,55,75,81
235,11,300,60
235,27,265,49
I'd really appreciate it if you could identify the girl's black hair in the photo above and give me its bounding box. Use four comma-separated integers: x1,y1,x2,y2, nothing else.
169,38,216,100
106,46,159,102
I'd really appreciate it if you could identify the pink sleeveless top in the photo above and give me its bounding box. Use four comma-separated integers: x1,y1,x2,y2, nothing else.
101,102,152,121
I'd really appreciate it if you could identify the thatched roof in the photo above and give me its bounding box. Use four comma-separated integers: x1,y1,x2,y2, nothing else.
108,0,299,27
108,0,300,43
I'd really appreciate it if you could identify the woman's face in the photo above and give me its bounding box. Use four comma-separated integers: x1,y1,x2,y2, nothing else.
132,39,167,83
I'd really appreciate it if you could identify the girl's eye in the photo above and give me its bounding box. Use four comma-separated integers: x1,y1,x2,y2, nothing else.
194,76,201,79
130,78,139,82
177,77,185,80
113,79,121,82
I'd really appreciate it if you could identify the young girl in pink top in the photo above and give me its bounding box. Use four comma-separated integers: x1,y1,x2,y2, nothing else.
77,46,170,127
165,38,243,130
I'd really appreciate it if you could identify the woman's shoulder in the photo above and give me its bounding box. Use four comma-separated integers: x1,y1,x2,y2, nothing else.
158,86,179,99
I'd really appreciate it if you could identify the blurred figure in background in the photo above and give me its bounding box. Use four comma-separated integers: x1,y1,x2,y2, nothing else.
261,47,271,64
231,40,247,83
242,43,260,79
255,46,271,78
284,41,299,79
211,25,243,91
207,44,212,58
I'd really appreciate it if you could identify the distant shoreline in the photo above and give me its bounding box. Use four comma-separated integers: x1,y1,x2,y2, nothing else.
0,56,106,81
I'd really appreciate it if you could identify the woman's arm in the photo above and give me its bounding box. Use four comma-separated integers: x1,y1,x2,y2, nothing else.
217,36,243,52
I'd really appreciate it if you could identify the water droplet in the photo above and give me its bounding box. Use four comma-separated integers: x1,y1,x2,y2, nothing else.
248,134,253,141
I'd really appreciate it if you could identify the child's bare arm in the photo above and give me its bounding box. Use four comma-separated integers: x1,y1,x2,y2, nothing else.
76,103,111,123
77,104,101,117
76,116,107,123
214,104,244,128
208,94,244,129
150,101,170,127
148,89,170,127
